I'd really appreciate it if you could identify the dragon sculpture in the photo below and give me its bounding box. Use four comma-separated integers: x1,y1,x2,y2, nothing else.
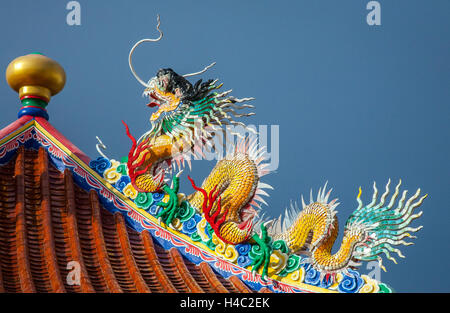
121,16,426,281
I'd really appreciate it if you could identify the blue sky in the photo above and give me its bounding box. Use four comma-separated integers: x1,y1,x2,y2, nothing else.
0,0,449,292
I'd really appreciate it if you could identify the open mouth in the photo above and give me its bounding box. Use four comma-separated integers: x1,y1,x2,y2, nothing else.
147,91,162,108
144,85,180,111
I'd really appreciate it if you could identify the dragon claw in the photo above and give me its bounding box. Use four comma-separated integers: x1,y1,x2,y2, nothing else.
156,176,181,226
250,223,273,281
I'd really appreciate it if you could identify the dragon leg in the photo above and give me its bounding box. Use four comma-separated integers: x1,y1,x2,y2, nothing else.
250,223,273,280
156,173,183,226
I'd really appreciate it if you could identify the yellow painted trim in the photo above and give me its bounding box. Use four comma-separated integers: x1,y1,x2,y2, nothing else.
0,120,36,146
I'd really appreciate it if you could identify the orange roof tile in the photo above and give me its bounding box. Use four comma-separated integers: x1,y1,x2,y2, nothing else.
0,146,264,293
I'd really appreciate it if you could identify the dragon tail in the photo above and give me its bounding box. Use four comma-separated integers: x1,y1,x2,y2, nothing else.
346,179,427,272
270,179,426,275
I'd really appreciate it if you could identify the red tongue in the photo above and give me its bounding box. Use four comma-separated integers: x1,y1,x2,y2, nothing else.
147,92,161,107
147,101,160,107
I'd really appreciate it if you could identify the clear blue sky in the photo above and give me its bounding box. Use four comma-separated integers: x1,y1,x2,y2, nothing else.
0,0,448,292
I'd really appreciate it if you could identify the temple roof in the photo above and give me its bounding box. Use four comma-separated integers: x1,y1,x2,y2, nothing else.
0,117,274,293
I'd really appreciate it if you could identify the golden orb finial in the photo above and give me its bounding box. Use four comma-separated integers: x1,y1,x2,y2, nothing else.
6,53,66,103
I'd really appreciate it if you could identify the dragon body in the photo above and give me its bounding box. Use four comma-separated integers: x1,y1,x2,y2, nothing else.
123,17,426,280
187,145,269,245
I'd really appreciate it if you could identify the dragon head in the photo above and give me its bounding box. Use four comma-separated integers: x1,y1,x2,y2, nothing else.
143,67,218,122
128,16,216,123
143,68,192,121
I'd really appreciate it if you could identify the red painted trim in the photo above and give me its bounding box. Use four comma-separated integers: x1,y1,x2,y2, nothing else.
20,95,48,102
34,117,91,165
0,116,90,165
0,116,33,141
19,106,47,111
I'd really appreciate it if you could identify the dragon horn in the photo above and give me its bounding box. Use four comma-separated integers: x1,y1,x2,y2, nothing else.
128,15,163,87
183,62,217,78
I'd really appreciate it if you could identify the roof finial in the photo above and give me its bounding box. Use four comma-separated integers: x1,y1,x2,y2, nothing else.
6,53,66,120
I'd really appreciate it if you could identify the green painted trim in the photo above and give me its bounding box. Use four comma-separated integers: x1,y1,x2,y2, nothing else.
21,97,48,109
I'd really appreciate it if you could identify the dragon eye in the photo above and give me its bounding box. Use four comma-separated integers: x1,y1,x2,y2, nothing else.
159,79,168,91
